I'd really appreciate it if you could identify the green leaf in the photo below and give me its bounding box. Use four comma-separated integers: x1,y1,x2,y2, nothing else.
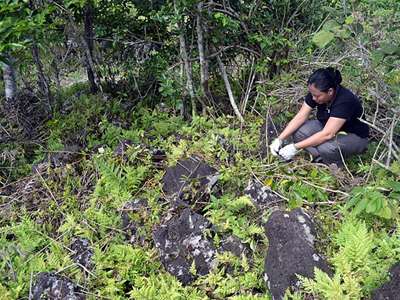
385,180,400,192
380,43,400,55
312,30,335,48
345,16,354,25
352,198,368,215
288,197,303,209
335,28,351,39
366,197,382,214
322,20,341,31
378,206,392,219
352,23,364,34
371,50,385,65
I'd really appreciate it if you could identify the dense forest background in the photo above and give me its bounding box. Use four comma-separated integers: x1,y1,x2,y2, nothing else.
0,0,399,299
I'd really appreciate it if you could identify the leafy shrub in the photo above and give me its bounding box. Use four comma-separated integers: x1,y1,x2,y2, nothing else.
346,180,400,219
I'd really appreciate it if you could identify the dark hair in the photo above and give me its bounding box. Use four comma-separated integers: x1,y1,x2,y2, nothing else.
307,67,342,92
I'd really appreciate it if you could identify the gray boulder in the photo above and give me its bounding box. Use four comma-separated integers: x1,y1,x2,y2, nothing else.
264,208,331,299
244,178,283,210
32,272,84,300
69,238,93,272
153,207,253,285
372,262,400,300
153,208,217,285
162,156,218,208
219,235,250,258
218,235,252,274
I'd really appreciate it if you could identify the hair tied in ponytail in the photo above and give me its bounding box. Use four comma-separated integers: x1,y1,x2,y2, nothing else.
308,67,342,92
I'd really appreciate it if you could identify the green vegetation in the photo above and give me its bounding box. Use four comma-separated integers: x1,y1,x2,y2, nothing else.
1,0,399,299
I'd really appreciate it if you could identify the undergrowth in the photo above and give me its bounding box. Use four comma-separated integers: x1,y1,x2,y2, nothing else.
0,91,399,299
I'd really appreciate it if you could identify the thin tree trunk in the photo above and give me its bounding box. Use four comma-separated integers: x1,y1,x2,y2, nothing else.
178,46,189,119
213,46,244,123
32,40,53,113
196,2,210,115
174,0,196,117
179,34,197,117
51,57,61,92
83,1,100,93
3,55,17,102
2,54,22,134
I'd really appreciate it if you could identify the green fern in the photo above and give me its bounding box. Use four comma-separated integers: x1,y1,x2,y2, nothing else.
129,273,206,299
0,217,75,298
94,155,150,206
299,268,357,300
298,216,400,299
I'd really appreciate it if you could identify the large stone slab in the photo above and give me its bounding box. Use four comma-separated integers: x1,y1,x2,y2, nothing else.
162,156,218,206
372,262,400,300
264,208,331,299
32,272,84,300
153,208,217,285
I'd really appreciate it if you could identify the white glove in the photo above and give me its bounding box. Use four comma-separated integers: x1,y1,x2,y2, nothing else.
279,144,299,161
269,138,283,156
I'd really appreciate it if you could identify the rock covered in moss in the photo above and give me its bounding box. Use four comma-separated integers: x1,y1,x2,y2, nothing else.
372,262,400,300
218,235,252,274
121,199,150,246
264,208,331,299
219,235,250,258
153,208,217,285
70,237,93,271
32,272,84,300
244,178,282,210
162,156,218,207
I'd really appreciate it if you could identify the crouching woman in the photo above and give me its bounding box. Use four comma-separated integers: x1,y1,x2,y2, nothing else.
270,67,369,166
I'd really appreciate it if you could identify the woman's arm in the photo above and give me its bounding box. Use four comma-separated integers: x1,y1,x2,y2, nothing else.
294,117,346,149
278,102,313,140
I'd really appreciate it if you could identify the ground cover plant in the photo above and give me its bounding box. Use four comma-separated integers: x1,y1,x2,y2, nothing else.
1,0,399,299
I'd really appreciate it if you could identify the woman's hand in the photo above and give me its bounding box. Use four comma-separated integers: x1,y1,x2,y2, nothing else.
279,144,299,160
269,138,283,156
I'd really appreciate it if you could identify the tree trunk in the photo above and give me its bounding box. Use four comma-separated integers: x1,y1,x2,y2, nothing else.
32,40,53,113
51,56,61,92
213,46,244,123
3,54,17,102
196,2,211,114
83,1,100,93
174,0,196,117
2,54,22,134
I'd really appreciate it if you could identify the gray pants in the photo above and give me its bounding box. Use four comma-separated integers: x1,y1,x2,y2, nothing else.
293,120,368,165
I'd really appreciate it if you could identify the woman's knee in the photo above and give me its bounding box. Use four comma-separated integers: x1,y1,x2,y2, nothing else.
317,142,341,164
293,120,323,142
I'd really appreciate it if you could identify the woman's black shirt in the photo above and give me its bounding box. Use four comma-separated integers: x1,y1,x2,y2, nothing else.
305,86,369,138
